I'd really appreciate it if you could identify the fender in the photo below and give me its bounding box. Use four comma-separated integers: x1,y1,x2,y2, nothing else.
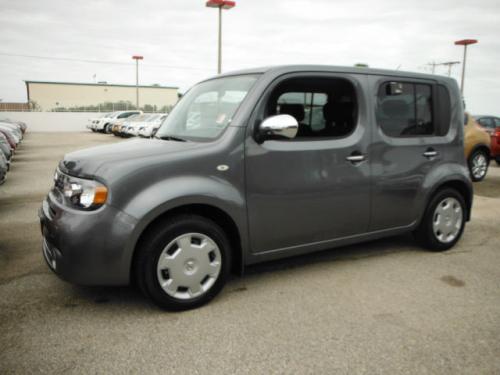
468,142,491,158
117,175,249,278
416,162,473,225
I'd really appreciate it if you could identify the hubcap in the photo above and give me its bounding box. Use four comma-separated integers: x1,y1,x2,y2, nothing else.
156,233,222,300
432,197,463,243
471,153,487,179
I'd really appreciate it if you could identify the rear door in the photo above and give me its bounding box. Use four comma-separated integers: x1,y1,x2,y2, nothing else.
368,76,452,230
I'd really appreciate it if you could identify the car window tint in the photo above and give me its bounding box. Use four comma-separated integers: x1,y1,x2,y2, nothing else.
478,118,494,129
266,77,357,140
377,82,434,137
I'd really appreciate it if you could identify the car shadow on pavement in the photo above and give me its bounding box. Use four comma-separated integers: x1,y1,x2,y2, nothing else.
65,284,156,313
244,233,418,276
66,234,419,311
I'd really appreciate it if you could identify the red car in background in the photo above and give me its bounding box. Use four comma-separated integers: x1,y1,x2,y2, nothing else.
475,116,500,165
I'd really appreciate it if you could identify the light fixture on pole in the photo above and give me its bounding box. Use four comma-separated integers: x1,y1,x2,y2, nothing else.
454,39,477,94
132,55,144,109
206,0,235,74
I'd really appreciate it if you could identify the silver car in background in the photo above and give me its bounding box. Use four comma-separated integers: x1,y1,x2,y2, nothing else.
137,114,168,138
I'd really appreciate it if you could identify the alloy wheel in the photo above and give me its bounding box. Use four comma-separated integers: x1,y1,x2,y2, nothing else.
471,152,488,180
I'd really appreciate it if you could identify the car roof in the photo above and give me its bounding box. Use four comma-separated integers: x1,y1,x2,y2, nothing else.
215,64,452,82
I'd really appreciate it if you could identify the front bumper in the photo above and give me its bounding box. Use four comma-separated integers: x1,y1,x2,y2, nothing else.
39,190,139,286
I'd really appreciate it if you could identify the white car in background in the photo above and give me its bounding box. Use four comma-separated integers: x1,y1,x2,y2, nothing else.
88,111,142,133
137,113,168,138
117,114,152,137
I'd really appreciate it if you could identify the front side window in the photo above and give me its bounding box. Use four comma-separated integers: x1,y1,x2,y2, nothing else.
265,77,357,139
156,75,259,141
377,82,434,137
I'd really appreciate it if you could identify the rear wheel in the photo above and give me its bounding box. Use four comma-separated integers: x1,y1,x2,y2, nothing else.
135,215,231,311
468,149,489,182
414,188,466,251
495,156,500,166
104,124,112,134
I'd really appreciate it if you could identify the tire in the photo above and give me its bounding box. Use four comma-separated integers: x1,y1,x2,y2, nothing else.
414,188,466,251
496,157,500,166
104,124,111,134
468,149,489,182
135,214,231,311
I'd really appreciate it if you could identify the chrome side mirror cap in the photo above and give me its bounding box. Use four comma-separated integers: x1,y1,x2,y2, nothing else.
259,114,298,141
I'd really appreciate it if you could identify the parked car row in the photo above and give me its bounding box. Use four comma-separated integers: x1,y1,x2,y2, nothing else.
0,118,27,184
87,111,142,133
88,111,167,138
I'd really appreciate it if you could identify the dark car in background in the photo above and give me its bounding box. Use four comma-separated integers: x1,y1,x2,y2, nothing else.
475,115,500,165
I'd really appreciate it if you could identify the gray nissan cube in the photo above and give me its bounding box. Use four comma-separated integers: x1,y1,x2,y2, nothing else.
40,65,472,310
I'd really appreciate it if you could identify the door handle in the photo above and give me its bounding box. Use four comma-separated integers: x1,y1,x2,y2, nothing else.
423,149,438,158
346,153,366,163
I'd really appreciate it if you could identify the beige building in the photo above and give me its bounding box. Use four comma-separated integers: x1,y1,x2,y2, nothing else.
25,80,178,111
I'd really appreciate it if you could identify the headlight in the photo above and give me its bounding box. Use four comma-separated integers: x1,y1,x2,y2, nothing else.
55,170,108,209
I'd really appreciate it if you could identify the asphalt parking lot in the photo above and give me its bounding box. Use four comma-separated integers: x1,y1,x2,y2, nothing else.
1,132,499,374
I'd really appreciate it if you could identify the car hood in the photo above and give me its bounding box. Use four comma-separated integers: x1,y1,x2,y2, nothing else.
59,138,203,177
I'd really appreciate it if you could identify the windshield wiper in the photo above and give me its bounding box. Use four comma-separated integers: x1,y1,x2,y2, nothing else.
154,135,187,142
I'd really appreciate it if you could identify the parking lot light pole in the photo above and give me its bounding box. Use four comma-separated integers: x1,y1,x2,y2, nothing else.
454,39,477,94
205,0,235,74
132,55,144,109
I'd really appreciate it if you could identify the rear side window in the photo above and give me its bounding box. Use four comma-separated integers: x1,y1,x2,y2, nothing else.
376,82,434,137
435,84,451,135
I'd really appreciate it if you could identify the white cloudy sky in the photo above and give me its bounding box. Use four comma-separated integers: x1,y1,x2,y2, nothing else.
0,0,499,115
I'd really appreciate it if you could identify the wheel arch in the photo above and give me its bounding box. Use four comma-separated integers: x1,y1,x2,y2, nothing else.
468,143,491,160
426,179,473,222
130,203,244,284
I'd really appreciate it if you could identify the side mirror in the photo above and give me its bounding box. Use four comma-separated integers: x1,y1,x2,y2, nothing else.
259,114,298,141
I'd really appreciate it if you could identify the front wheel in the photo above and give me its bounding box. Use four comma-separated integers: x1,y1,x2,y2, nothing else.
468,149,489,182
135,215,231,311
414,188,466,251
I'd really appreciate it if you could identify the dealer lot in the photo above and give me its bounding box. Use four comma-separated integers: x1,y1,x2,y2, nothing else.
1,132,499,374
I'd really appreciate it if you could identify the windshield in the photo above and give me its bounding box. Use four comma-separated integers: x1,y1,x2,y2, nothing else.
155,74,259,141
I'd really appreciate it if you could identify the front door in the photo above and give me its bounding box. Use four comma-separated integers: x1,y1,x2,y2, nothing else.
245,74,371,254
